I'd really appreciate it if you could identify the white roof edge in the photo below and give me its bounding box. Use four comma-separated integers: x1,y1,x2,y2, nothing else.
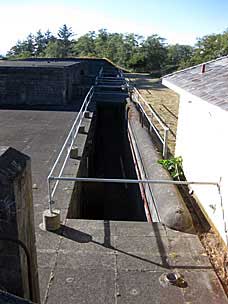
162,55,228,79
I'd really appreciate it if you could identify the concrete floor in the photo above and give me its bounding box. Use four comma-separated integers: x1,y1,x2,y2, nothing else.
0,108,77,225
41,219,228,304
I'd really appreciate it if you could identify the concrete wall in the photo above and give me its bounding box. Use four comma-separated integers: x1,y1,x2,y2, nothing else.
0,62,89,105
175,93,228,244
0,67,67,105
0,58,117,106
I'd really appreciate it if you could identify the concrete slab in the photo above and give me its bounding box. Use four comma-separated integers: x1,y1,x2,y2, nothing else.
117,270,183,304
56,251,115,271
0,106,93,303
114,235,169,256
111,221,166,237
43,220,227,304
47,268,116,304
116,252,168,272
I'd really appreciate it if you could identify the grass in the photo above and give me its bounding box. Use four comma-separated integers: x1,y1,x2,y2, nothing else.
126,73,179,155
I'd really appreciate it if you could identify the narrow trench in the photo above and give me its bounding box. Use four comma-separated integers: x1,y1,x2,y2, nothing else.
69,100,147,221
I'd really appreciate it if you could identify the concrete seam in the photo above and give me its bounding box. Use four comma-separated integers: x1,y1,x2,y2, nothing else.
43,218,67,304
43,237,62,304
114,250,119,304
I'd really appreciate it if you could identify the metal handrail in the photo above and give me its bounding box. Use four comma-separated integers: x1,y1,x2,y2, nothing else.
47,85,94,212
48,176,218,186
131,87,169,158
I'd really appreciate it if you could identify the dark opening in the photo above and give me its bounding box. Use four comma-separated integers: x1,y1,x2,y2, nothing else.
68,99,146,221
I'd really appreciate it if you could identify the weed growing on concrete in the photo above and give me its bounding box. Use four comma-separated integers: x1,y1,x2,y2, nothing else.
158,156,184,180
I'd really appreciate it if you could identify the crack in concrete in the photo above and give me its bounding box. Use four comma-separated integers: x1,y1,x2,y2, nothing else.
43,217,68,304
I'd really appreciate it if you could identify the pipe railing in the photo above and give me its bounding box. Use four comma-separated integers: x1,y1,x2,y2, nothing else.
48,176,218,187
46,66,220,218
47,66,123,212
47,85,94,212
131,87,169,158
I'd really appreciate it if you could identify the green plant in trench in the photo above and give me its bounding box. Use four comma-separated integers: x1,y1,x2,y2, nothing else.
158,156,184,180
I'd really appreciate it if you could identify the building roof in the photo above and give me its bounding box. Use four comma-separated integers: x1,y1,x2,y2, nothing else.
162,56,228,111
0,60,80,68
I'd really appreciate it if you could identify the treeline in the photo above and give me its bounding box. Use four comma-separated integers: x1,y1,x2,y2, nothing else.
4,24,228,74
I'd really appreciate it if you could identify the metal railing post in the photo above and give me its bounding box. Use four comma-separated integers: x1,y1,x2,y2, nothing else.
132,87,170,159
47,177,53,213
141,111,144,128
163,127,169,159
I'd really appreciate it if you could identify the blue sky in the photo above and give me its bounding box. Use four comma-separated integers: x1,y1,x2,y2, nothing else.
1,0,228,54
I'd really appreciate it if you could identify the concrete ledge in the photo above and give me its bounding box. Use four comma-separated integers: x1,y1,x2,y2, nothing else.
129,103,194,233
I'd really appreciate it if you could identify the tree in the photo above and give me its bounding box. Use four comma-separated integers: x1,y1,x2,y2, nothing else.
7,34,35,58
34,30,46,56
165,44,193,73
8,24,228,72
94,29,109,57
43,40,63,58
142,35,167,73
58,24,74,57
73,31,97,57
23,33,35,55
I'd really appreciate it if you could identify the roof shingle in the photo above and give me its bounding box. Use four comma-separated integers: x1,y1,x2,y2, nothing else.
163,56,228,111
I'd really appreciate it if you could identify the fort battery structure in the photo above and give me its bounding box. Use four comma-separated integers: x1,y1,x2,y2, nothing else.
0,58,227,303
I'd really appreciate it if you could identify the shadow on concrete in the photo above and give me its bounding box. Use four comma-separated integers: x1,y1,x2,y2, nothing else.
53,223,213,271
54,224,92,243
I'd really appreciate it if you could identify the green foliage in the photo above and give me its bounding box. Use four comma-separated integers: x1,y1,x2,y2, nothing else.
142,35,167,72
158,156,184,180
73,31,97,57
43,40,63,58
5,25,228,72
58,24,74,57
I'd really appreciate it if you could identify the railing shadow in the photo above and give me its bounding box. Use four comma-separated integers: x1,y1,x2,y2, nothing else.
53,222,213,271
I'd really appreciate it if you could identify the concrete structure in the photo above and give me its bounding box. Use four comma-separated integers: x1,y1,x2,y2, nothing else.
0,147,40,303
42,219,227,304
0,59,227,303
0,60,85,105
0,58,119,106
0,290,33,303
163,56,228,245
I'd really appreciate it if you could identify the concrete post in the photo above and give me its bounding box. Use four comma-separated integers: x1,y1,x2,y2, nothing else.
0,147,40,303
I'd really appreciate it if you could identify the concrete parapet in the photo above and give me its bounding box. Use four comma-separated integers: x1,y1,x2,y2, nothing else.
0,147,40,303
